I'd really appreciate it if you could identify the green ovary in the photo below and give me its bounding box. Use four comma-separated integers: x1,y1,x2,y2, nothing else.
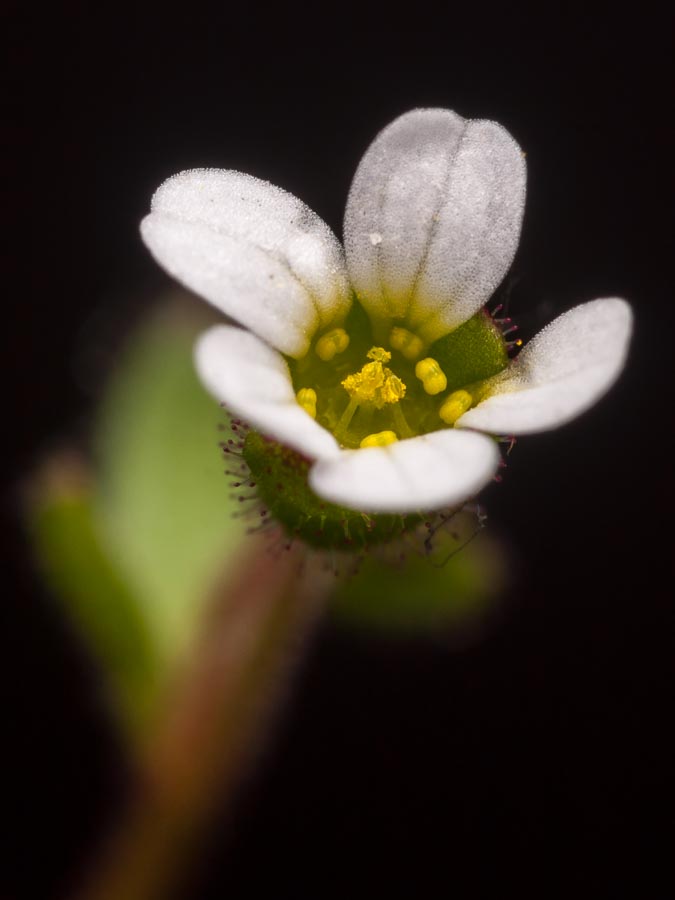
288,300,510,450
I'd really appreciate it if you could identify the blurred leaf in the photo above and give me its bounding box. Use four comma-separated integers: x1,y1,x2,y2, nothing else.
332,523,507,637
93,299,248,669
28,459,158,731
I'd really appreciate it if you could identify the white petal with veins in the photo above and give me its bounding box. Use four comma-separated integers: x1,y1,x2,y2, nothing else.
457,298,633,434
309,429,500,513
195,325,340,460
344,109,526,343
142,170,351,358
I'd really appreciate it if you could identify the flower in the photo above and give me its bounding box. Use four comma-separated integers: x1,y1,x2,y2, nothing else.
140,108,632,520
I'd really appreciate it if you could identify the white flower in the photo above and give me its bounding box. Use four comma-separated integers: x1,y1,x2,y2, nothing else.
141,109,632,515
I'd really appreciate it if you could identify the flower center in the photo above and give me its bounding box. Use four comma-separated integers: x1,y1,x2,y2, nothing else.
341,347,406,408
288,300,511,450
336,346,411,446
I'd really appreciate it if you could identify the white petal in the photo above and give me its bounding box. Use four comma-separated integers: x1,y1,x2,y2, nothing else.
142,170,351,358
309,430,500,513
344,109,526,343
457,298,633,435
195,325,340,460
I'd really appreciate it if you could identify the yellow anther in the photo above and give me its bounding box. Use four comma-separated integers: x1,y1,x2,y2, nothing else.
342,361,384,401
439,389,473,426
389,326,424,361
341,347,406,409
366,346,391,363
296,387,317,418
315,328,350,361
380,372,406,404
415,357,448,396
360,431,399,449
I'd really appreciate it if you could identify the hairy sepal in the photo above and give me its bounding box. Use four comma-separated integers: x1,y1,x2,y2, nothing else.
243,431,420,550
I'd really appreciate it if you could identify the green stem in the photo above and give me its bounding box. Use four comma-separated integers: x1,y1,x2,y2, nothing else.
73,533,330,900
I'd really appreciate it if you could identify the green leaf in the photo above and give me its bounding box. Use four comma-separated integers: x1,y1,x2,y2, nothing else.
93,300,248,669
27,460,158,731
331,522,508,636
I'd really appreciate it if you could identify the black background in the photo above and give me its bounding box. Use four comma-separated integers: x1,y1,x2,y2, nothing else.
7,4,675,898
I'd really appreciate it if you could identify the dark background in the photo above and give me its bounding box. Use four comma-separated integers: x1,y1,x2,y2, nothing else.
8,4,675,898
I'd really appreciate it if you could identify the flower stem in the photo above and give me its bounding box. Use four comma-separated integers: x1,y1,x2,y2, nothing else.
73,532,330,900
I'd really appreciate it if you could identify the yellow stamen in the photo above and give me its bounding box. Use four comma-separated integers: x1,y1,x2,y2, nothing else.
366,346,391,363
380,371,406,404
439,389,473,425
342,362,383,400
389,326,424,361
315,327,350,361
360,430,399,448
415,357,448,395
341,347,406,409
296,387,317,418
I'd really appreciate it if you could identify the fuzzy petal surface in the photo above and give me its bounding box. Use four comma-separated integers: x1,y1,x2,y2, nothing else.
309,429,500,513
457,298,632,434
344,109,526,344
195,325,340,460
142,170,351,358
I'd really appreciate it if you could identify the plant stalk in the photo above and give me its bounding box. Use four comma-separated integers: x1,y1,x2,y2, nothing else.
74,533,328,900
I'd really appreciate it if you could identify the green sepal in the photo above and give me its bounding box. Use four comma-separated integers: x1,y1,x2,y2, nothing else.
243,431,420,549
429,310,509,393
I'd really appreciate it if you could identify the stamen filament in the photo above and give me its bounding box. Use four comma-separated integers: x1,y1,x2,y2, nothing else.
391,403,415,439
333,395,360,443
